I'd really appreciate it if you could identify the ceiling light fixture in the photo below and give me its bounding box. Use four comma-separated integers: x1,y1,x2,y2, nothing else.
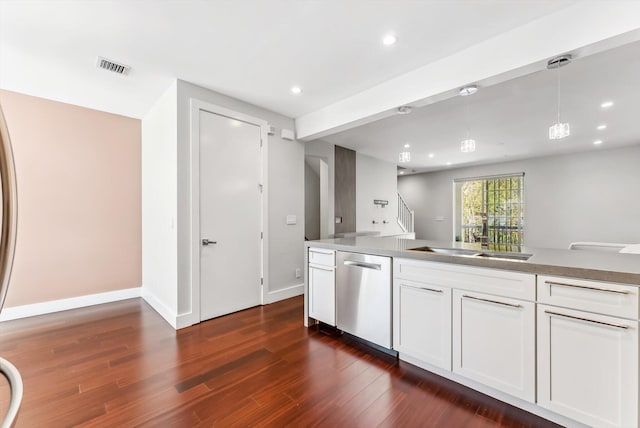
403,143,410,148
593,140,603,145
397,106,412,115
597,124,607,130
399,171,405,175
459,85,478,96
460,139,476,153
382,34,397,46
290,86,302,95
428,153,435,159
459,85,477,153
398,151,411,163
446,162,452,166
601,101,614,109
547,54,572,140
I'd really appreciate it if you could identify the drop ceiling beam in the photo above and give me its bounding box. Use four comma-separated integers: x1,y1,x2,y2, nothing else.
295,2,640,141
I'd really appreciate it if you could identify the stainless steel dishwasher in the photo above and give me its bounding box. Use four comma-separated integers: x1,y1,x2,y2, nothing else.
336,251,392,349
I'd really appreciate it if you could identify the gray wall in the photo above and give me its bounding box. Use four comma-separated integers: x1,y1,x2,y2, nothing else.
334,145,356,233
398,145,640,249
304,160,320,240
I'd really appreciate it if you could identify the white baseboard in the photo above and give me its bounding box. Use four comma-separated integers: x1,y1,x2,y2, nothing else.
263,283,303,304
0,287,142,322
140,288,178,329
175,312,197,330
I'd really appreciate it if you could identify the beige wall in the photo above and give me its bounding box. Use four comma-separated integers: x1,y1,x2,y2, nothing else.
0,90,141,307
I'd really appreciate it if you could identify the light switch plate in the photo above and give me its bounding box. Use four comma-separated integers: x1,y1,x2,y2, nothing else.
286,215,297,225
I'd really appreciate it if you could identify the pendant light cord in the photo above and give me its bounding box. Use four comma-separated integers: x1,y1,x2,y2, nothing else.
556,63,561,123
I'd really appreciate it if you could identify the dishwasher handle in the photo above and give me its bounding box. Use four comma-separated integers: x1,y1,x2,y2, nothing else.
343,260,382,271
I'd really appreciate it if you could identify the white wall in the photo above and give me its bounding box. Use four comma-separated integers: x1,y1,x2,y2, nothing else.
398,145,640,249
305,139,335,237
175,80,304,325
141,81,178,326
356,153,404,236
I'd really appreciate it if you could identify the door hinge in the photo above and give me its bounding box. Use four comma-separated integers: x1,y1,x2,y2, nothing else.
260,138,263,147
261,231,263,239
261,277,264,285
258,184,263,193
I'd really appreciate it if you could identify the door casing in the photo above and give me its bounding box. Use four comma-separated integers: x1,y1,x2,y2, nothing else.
189,98,269,323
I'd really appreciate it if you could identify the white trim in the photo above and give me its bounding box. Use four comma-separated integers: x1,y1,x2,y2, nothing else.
0,287,141,322
189,99,269,323
141,288,178,329
263,283,304,305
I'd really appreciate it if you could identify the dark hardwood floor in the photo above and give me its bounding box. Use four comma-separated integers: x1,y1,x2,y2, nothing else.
0,296,560,427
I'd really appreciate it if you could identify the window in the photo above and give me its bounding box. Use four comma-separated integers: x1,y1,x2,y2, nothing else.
454,173,524,250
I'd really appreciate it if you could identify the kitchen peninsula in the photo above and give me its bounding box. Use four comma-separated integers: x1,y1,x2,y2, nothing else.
304,236,640,428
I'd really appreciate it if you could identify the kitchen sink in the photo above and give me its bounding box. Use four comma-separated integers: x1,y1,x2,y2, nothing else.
409,246,532,261
475,252,532,261
409,246,481,257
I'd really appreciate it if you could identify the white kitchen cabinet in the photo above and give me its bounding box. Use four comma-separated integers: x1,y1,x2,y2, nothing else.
308,248,336,326
537,304,638,428
393,278,451,370
452,289,535,402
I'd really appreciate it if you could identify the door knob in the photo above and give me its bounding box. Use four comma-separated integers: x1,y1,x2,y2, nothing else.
202,239,217,246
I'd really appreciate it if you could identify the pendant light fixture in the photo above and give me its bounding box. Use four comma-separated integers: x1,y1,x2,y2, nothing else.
547,54,572,140
459,85,477,153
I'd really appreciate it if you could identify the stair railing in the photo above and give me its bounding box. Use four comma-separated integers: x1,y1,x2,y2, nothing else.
397,193,414,234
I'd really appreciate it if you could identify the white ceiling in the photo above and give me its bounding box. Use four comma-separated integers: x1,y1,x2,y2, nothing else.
0,0,575,119
320,39,640,173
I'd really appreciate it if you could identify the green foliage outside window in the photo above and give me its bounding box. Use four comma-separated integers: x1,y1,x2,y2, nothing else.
458,175,524,249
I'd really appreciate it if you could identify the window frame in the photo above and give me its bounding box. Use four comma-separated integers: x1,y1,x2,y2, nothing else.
453,172,525,250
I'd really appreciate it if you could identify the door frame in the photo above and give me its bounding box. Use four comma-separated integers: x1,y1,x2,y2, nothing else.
189,98,269,322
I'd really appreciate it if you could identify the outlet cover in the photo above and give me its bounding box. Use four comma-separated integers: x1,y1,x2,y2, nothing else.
295,268,301,278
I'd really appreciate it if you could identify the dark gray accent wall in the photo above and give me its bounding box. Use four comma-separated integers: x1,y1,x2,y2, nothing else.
334,145,356,233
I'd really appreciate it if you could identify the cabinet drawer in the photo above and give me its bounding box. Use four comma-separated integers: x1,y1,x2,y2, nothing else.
394,258,535,301
537,275,639,320
308,248,335,267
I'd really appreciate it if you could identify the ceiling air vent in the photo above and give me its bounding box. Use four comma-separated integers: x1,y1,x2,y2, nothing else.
96,56,130,75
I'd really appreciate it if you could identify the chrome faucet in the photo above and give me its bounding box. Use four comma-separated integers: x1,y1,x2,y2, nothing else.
479,213,489,250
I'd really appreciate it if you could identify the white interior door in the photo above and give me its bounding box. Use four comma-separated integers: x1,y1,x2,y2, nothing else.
199,109,262,321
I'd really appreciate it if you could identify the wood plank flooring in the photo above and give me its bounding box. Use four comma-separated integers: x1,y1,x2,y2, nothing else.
0,296,560,427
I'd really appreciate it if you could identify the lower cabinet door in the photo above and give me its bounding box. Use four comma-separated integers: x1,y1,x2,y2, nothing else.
394,279,451,370
452,290,535,402
308,264,335,326
537,305,638,428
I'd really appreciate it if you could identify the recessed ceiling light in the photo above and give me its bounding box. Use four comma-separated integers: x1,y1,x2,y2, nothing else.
446,162,452,166
382,34,397,46
403,143,410,148
399,171,405,175
593,140,603,145
459,85,478,97
601,101,614,108
428,153,435,159
597,124,607,130
291,86,302,95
